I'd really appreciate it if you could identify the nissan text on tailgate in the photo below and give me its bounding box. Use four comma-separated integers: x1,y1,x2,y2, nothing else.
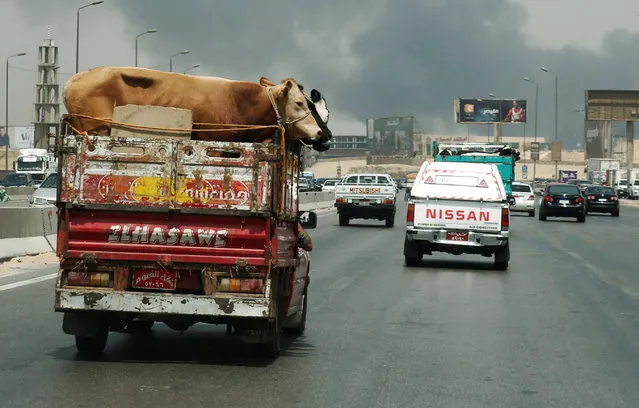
334,173,397,227
404,161,510,270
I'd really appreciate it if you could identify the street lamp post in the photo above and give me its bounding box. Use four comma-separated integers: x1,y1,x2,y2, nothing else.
5,52,26,171
76,1,104,73
524,76,539,182
169,50,190,73
541,66,558,178
135,29,158,67
184,64,200,74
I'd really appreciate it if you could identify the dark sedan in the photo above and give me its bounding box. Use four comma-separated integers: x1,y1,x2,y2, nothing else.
585,186,619,217
539,183,586,222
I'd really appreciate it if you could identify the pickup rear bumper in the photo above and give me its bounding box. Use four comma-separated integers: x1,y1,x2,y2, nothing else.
406,228,508,248
335,202,395,212
55,288,271,319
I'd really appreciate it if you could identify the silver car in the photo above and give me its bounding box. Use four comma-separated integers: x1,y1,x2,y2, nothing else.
511,181,535,217
29,173,57,207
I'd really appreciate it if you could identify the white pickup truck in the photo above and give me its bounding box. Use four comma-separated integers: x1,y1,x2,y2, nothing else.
334,173,397,227
404,161,510,270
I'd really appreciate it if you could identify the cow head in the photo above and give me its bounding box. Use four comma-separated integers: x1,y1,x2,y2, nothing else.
260,77,332,151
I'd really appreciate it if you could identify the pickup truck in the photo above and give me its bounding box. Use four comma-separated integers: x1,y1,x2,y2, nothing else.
334,173,397,227
404,161,510,270
53,111,316,359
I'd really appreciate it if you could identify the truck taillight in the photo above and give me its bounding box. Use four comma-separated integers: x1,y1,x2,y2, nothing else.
66,271,112,287
218,278,264,293
336,197,345,204
501,207,509,230
407,203,415,224
383,199,393,205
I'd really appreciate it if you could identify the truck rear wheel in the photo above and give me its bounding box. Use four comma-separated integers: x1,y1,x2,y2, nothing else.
385,213,395,228
494,244,510,271
75,325,108,357
339,213,349,226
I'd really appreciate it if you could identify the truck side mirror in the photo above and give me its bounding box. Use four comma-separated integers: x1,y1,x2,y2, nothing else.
299,211,317,229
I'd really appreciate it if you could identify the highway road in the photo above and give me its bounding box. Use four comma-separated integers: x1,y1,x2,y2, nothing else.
1,201,639,408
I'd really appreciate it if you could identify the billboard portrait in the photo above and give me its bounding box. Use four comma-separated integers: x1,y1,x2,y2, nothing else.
0,126,8,147
456,98,527,123
367,116,414,155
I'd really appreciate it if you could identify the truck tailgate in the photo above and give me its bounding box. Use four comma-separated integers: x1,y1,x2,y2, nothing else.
414,200,503,232
58,209,269,265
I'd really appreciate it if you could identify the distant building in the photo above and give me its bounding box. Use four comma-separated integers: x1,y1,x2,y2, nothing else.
321,135,369,158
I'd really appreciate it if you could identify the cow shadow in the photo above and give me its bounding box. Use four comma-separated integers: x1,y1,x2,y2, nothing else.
49,324,314,367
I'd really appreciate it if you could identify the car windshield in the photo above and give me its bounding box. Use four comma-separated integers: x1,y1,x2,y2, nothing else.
324,180,336,186
586,186,614,195
548,185,580,195
3,173,29,185
39,173,57,188
512,184,532,192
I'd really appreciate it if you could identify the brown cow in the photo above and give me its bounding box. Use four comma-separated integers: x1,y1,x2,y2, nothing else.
62,67,330,147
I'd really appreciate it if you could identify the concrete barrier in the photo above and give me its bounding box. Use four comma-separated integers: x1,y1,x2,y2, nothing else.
5,186,36,196
0,206,57,261
298,191,335,204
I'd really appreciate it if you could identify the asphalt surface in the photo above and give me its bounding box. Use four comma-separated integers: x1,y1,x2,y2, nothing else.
1,200,639,408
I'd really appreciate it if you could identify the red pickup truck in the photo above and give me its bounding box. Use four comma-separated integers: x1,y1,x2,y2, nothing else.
53,116,316,359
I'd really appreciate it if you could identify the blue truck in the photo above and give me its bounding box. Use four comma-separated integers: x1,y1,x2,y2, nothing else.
432,142,520,205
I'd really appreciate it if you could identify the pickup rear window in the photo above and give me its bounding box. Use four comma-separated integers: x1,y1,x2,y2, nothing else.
343,175,391,184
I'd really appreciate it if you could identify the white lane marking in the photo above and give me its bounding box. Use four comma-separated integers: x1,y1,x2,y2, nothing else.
566,252,639,299
0,273,57,292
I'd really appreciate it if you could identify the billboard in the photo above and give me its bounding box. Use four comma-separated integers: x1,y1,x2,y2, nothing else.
366,116,414,155
0,125,35,149
455,98,527,123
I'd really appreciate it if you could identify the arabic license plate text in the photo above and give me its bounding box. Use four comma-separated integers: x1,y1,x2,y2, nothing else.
446,231,469,241
132,269,177,291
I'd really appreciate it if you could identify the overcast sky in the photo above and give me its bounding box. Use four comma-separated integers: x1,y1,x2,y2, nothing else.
3,0,639,147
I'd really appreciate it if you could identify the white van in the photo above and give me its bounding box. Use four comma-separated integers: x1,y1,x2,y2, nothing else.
404,161,510,270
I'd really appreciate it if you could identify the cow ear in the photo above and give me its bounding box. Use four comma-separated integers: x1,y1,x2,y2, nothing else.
278,81,293,99
310,89,322,103
260,77,275,86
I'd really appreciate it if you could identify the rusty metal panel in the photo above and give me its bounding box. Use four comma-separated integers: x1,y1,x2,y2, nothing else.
58,135,276,212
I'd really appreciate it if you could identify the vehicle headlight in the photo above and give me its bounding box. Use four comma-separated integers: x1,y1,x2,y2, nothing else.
32,197,48,205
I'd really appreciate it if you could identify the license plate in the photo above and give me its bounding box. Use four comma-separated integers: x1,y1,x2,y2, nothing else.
132,269,177,291
446,231,469,241
358,200,370,206
598,198,607,202
560,199,569,204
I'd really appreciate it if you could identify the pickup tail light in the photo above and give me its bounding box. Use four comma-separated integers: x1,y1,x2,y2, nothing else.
407,203,415,225
383,199,393,205
543,195,552,203
66,271,112,287
218,278,264,293
501,207,509,230
336,197,345,204
576,197,584,204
